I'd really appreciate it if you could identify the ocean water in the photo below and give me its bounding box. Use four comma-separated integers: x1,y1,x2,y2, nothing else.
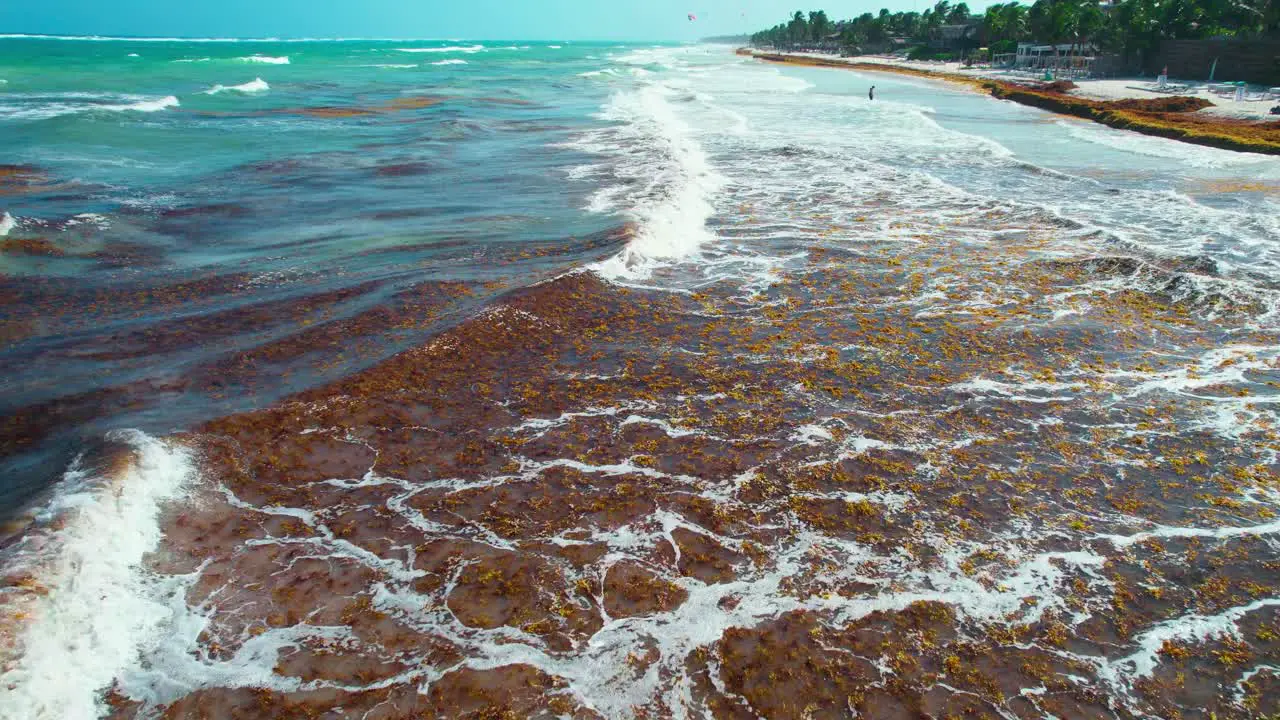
2,39,1280,719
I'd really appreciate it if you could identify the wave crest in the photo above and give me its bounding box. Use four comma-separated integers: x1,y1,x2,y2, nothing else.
576,83,724,280
203,78,269,95
238,55,288,65
397,45,484,54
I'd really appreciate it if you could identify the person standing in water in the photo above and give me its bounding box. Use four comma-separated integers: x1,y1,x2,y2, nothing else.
869,85,876,101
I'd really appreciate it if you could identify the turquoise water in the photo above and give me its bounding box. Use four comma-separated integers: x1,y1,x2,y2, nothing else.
0,39,636,507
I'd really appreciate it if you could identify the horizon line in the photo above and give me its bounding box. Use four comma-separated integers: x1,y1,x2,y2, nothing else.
0,33,684,43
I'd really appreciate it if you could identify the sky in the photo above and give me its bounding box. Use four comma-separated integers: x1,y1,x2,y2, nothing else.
0,0,943,41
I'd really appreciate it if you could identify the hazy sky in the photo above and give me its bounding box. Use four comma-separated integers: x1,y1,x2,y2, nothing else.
0,0,944,41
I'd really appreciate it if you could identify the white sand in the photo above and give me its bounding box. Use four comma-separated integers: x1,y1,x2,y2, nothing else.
747,50,1279,121
1067,78,1278,120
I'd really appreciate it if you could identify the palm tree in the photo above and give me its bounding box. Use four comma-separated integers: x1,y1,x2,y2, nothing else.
948,2,973,24
788,11,809,46
809,10,833,42
1074,0,1106,54
1001,2,1029,39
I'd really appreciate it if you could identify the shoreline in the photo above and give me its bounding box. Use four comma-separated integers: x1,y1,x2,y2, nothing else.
740,49,1280,156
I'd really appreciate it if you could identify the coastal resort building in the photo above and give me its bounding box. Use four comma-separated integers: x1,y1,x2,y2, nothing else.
999,42,1101,76
928,23,981,57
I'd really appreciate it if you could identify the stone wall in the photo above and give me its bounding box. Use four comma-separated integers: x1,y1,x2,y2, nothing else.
1153,37,1280,85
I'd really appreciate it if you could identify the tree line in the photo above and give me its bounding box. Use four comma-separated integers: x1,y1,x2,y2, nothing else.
750,0,1280,58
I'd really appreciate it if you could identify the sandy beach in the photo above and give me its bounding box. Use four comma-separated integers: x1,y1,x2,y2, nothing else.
757,50,1280,121
1067,78,1278,120
743,48,1280,155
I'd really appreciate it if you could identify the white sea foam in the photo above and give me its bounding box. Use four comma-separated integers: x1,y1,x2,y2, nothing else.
397,44,484,54
365,63,417,69
0,212,14,237
238,55,288,65
126,53,139,58
1097,599,1280,687
430,59,468,66
583,82,725,280
1,34,252,42
0,92,178,120
107,95,179,112
203,77,269,95
0,431,196,720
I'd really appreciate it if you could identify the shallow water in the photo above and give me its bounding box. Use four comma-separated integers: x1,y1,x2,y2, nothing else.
0,38,627,509
2,42,1279,719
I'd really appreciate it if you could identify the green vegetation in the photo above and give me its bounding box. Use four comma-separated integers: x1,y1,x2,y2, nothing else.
750,0,1280,58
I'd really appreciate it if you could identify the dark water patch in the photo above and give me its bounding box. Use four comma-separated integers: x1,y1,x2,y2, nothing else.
85,241,169,269
188,279,481,394
0,377,190,506
368,207,440,221
0,164,53,196
57,280,389,363
373,162,433,178
156,202,253,221
0,237,64,257
473,96,539,107
0,271,258,331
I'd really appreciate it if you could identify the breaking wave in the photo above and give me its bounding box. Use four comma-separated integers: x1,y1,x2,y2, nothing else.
0,431,196,720
203,78,269,95
397,45,484,54
573,82,724,280
238,55,288,65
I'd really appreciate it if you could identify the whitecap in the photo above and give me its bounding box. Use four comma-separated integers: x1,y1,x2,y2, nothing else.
238,55,288,65
126,53,139,58
364,63,417,69
0,212,14,236
0,33,246,42
105,95,179,112
203,78,269,95
430,59,467,66
397,44,484,54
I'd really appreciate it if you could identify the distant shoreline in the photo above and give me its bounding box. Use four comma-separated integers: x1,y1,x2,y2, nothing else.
740,48,1280,156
